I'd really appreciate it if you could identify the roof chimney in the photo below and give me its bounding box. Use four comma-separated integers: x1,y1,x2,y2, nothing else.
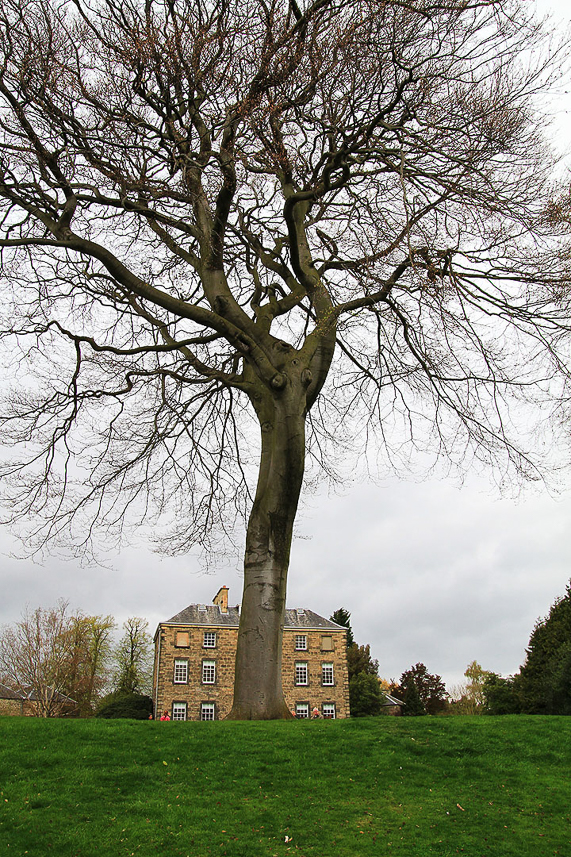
213,586,229,614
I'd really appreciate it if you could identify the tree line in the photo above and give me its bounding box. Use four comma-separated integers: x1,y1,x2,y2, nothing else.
331,608,449,717
335,580,571,717
0,602,153,717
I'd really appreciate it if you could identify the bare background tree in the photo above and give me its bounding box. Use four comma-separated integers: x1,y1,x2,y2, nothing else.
0,0,570,717
0,601,114,716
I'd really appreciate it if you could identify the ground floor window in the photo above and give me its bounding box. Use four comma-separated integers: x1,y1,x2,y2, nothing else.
200,702,215,721
322,703,336,719
295,702,309,718
172,702,187,721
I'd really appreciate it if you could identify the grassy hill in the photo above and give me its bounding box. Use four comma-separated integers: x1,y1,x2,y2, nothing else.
0,715,569,856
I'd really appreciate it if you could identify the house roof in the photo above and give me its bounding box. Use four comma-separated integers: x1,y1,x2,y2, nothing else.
0,683,76,704
0,683,22,700
382,693,405,707
162,604,346,631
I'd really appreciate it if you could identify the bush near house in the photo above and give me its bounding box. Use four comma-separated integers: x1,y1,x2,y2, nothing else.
95,693,153,719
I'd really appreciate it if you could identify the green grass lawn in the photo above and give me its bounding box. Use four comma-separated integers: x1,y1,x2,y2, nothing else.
0,715,569,857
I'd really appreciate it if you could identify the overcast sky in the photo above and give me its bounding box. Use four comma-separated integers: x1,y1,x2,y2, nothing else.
1,0,570,695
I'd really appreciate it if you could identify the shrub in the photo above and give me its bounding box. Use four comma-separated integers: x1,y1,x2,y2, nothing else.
95,693,153,720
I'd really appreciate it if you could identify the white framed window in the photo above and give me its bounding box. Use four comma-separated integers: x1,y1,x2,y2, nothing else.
203,631,216,648
200,702,215,721
172,702,187,721
295,634,307,650
322,663,334,686
175,631,190,647
295,662,308,686
202,659,216,684
295,702,309,719
321,635,333,651
174,659,188,684
322,703,336,719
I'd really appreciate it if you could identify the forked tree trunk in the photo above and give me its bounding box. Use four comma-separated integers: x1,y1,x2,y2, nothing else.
227,381,307,719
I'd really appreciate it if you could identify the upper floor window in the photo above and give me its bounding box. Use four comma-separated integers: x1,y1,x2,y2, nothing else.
295,634,307,650
202,659,216,684
321,635,333,651
295,662,308,686
203,631,217,648
175,631,190,647
172,702,187,721
322,663,334,686
174,659,188,684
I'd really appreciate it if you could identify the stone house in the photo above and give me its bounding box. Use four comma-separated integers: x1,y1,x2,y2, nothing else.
0,683,78,717
152,586,350,720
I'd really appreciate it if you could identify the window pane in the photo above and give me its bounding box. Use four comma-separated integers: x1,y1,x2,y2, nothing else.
322,663,334,686
172,702,187,721
323,703,336,719
200,703,215,721
295,703,309,719
203,631,216,648
174,659,188,683
202,660,216,684
295,634,307,650
295,662,308,685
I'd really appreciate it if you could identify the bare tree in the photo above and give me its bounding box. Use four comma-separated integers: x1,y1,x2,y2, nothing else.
0,602,116,716
0,0,570,718
0,601,75,716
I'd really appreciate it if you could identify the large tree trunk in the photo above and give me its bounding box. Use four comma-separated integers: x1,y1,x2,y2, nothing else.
227,380,307,719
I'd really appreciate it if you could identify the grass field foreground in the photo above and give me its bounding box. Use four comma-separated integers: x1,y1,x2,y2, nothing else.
0,715,569,856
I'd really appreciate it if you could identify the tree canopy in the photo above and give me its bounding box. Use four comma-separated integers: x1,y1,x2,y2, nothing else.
518,580,571,715
399,662,448,715
113,617,153,696
330,609,354,648
0,0,569,718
